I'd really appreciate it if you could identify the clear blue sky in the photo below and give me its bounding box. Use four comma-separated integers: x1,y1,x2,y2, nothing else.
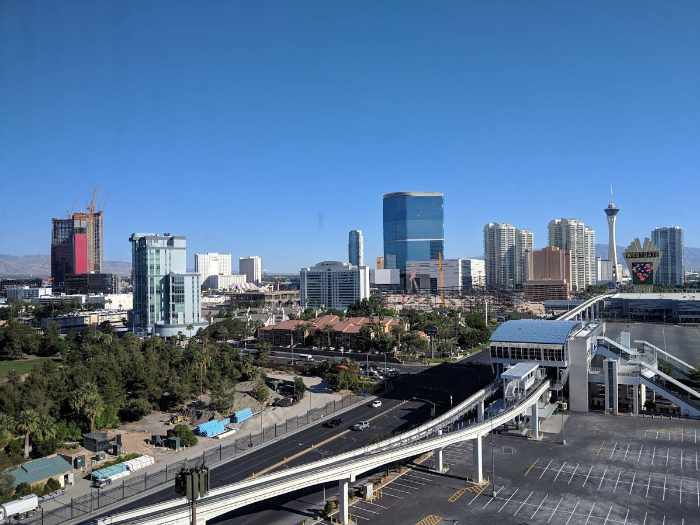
2,1,699,272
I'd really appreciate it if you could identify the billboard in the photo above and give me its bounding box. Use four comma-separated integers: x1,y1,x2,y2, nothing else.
630,262,654,285
623,238,661,289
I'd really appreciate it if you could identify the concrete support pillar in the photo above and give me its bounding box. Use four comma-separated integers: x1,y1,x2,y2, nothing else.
640,383,646,410
338,478,349,525
530,403,540,440
632,384,639,415
434,448,444,473
473,435,484,484
477,400,485,422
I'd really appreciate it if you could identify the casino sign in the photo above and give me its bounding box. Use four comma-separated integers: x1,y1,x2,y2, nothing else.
623,238,661,287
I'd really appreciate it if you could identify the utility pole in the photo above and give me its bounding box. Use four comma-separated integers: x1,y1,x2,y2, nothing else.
175,466,209,525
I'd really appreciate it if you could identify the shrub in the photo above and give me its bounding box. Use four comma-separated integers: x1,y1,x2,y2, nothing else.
14,482,31,497
172,424,198,447
43,477,61,494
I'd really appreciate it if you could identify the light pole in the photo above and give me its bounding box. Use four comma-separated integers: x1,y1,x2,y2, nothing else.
491,419,496,498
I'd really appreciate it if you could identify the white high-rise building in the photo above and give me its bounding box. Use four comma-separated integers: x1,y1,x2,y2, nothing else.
239,256,262,284
484,223,533,290
651,226,684,286
194,252,232,281
461,258,486,289
548,219,596,291
348,230,364,267
300,261,370,310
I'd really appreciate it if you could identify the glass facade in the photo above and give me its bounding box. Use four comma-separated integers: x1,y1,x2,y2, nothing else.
383,192,444,270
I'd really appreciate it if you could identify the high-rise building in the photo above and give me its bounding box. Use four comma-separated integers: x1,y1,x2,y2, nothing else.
376,256,384,270
239,256,262,284
461,258,486,290
651,226,684,287
406,259,463,294
604,197,621,284
130,233,205,337
483,223,533,289
527,246,572,289
548,219,596,291
300,261,370,310
50,209,103,290
348,230,364,267
194,252,232,281
383,192,444,271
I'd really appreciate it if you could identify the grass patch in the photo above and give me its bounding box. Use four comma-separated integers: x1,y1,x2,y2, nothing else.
0,357,54,378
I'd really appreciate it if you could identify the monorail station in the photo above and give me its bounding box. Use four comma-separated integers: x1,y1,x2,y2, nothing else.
489,319,700,418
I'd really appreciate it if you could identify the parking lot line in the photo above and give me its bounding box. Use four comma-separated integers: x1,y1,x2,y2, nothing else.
628,471,636,495
609,442,618,459
663,473,667,501
584,502,596,525
681,448,684,471
361,500,388,510
637,445,643,463
384,484,412,494
680,477,683,504
565,499,580,525
399,476,427,486
380,489,403,499
392,480,421,490
524,458,539,477
497,487,518,512
596,441,606,455
568,463,579,485
481,486,503,509
602,503,613,525
539,459,553,480
613,470,622,492
512,490,533,516
623,508,629,525
352,503,379,515
467,483,489,505
553,462,567,482
665,448,670,467
530,494,547,519
597,467,607,490
547,496,563,523
646,473,652,498
696,479,699,507
583,465,594,487
624,443,631,459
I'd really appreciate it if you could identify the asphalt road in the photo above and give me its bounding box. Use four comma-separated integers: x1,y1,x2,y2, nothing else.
80,355,493,524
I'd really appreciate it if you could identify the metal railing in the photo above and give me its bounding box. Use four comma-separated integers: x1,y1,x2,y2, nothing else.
22,394,364,525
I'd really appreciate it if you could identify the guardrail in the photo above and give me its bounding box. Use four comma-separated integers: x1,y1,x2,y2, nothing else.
97,380,549,525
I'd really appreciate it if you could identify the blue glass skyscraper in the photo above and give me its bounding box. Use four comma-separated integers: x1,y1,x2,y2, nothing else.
383,192,444,270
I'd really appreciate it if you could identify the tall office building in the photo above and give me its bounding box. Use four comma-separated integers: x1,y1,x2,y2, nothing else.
651,226,684,286
130,233,205,337
239,256,262,284
51,209,103,291
300,261,370,310
461,258,486,290
604,197,621,284
348,230,364,267
524,246,572,301
383,192,444,271
194,252,232,281
548,219,596,291
483,223,533,289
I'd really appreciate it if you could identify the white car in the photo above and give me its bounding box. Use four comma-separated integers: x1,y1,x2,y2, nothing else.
371,400,382,408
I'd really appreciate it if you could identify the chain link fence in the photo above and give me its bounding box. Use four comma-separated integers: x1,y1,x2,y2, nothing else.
23,394,363,525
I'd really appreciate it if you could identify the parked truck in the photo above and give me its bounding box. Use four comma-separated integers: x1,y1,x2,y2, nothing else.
0,494,39,520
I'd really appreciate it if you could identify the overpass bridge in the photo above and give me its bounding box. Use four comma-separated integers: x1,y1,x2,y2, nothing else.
557,292,617,321
95,380,550,525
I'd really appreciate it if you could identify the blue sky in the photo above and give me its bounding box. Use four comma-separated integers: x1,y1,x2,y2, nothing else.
2,1,699,272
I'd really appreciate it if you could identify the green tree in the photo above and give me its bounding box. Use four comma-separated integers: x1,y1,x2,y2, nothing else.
172,424,198,447
14,482,31,498
0,472,14,503
253,380,270,404
15,408,40,459
293,376,306,402
44,477,61,493
119,399,153,422
70,383,104,432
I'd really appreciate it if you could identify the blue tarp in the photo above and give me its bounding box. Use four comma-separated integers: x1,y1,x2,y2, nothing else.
92,463,127,481
232,408,253,423
195,419,226,437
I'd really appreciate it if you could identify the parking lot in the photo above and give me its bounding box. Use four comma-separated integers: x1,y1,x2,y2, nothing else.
353,413,700,525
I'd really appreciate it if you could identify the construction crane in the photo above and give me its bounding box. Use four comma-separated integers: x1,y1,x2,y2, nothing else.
87,187,98,214
437,251,445,307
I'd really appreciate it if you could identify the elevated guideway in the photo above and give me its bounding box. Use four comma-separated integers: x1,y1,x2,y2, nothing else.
557,292,616,321
96,380,550,525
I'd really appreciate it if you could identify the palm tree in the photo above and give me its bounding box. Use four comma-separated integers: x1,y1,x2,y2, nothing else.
0,414,15,452
16,409,40,459
71,383,104,432
35,414,58,444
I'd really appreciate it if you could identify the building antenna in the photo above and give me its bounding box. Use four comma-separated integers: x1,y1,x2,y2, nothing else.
610,184,614,202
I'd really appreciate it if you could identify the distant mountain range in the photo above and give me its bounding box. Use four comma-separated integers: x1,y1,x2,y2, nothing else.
596,244,700,272
0,254,131,278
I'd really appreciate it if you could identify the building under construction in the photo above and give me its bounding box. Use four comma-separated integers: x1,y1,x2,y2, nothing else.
51,205,103,291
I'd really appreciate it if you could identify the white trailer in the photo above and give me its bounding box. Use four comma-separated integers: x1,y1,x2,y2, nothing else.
0,494,39,520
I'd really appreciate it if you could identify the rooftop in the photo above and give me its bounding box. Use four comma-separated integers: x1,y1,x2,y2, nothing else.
502,362,539,380
6,456,72,486
490,320,581,345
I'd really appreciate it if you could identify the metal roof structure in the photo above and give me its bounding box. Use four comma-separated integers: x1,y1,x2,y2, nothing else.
490,319,580,345
6,456,72,486
502,362,539,380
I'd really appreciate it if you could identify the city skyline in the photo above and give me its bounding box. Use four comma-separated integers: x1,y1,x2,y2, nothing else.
3,2,700,272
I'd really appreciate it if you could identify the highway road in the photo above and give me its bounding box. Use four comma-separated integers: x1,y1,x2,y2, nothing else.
79,355,493,524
